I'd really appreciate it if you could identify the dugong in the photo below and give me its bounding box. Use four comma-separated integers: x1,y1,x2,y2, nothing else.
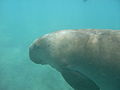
29,29,120,90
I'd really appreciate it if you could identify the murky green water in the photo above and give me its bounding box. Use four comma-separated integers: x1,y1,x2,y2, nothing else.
0,0,120,90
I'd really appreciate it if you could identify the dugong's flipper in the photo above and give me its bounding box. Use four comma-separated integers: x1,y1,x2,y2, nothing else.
60,68,100,90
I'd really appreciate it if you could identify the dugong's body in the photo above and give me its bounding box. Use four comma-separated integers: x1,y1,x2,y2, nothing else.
29,29,120,90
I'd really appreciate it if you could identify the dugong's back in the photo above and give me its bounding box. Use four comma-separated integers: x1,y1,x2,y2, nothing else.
46,29,120,64
75,29,120,62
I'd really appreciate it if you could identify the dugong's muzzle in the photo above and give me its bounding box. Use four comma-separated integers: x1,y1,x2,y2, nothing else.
29,43,41,64
29,37,49,65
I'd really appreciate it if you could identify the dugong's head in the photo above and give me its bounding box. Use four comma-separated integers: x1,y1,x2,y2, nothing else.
29,30,79,68
29,30,90,68
29,31,69,67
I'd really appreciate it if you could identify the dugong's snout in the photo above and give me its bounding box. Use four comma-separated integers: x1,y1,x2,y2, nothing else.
29,37,49,65
29,44,41,64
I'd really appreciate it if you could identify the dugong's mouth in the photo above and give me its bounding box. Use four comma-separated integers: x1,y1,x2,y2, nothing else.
29,43,47,65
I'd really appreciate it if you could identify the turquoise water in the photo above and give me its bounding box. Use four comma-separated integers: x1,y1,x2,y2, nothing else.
0,0,120,90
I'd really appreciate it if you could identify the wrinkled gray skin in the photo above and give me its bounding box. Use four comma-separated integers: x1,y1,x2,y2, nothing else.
29,29,120,90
